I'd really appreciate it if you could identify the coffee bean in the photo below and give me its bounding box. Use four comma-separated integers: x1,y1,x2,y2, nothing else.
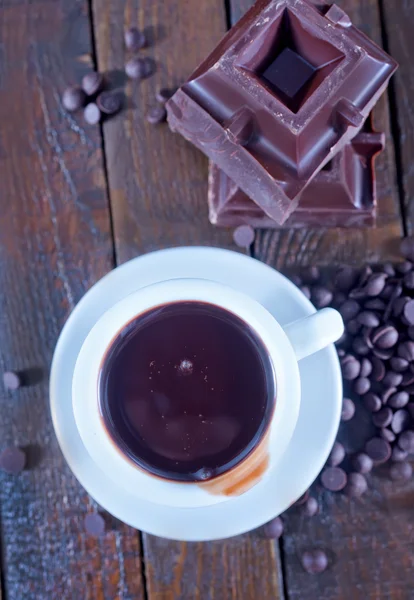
352,453,373,474
156,87,175,104
400,237,414,261
390,461,412,481
380,428,396,443
381,283,399,301
300,285,311,300
328,442,345,467
295,490,310,506
0,447,26,474
62,86,86,112
390,357,409,373
357,311,380,327
408,326,414,340
402,373,414,388
398,341,414,361
363,392,382,413
372,407,393,428
125,56,154,80
354,377,370,395
391,446,408,462
365,437,391,464
97,91,123,115
360,358,372,378
301,550,328,574
81,72,104,96
408,403,414,419
352,337,370,356
364,273,388,297
370,357,385,382
348,320,362,336
333,292,347,306
391,409,410,434
372,347,393,360
146,106,167,125
321,467,347,491
84,513,105,536
341,356,360,380
337,348,346,357
312,286,333,308
335,267,357,291
392,297,408,317
3,371,22,390
382,387,397,405
396,260,413,274
345,472,368,497
303,497,319,517
124,27,147,51
83,103,101,125
382,372,403,387
398,430,414,453
233,225,255,248
404,272,414,289
371,325,398,349
403,300,414,324
383,263,396,276
365,298,386,311
303,266,320,283
339,299,360,321
290,274,302,287
341,398,355,421
388,391,409,409
262,517,283,539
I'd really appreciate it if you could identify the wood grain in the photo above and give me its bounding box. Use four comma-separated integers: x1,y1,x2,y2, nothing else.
0,1,144,598
381,0,414,234
92,0,284,598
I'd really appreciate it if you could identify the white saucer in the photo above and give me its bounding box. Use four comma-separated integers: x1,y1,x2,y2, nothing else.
50,247,342,541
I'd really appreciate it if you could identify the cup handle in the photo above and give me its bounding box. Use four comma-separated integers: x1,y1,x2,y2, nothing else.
283,308,344,362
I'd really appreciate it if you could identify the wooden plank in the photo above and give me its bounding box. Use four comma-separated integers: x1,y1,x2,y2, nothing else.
0,2,144,598
92,0,284,598
381,0,414,234
228,1,411,599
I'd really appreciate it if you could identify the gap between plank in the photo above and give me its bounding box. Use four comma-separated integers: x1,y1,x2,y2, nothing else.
377,0,407,236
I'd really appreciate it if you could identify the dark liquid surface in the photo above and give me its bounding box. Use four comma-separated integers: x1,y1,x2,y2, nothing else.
99,301,275,481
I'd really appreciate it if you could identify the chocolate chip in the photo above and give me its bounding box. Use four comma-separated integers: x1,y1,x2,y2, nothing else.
156,88,175,104
83,103,101,125
124,27,147,51
321,467,347,491
390,357,409,373
62,86,86,112
363,392,382,413
3,371,22,390
382,372,403,387
371,325,398,349
357,311,380,327
390,461,412,481
84,513,106,536
341,355,360,380
341,398,355,421
97,91,123,115
354,377,370,395
398,430,414,453
391,446,408,462
352,453,373,474
339,299,360,321
403,299,414,324
360,358,372,378
372,407,393,428
388,391,409,409
312,286,333,308
0,447,26,474
81,72,104,96
125,56,154,80
301,550,328,574
365,437,391,464
370,357,385,382
300,285,311,300
398,341,414,361
345,472,368,497
232,225,255,248
391,410,410,434
303,497,319,517
146,106,167,125
400,238,414,261
262,517,283,539
328,441,345,467
380,428,396,443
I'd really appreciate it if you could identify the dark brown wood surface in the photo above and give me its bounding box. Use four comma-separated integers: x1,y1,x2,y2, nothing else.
0,0,412,598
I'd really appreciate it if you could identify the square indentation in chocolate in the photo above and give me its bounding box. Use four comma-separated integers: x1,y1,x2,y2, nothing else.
262,47,316,105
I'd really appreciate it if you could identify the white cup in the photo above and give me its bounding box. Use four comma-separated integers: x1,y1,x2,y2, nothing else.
72,278,343,509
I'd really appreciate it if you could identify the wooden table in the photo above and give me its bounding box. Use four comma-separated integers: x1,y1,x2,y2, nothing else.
0,0,413,598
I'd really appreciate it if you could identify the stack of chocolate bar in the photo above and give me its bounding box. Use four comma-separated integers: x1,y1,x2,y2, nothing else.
166,0,398,229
